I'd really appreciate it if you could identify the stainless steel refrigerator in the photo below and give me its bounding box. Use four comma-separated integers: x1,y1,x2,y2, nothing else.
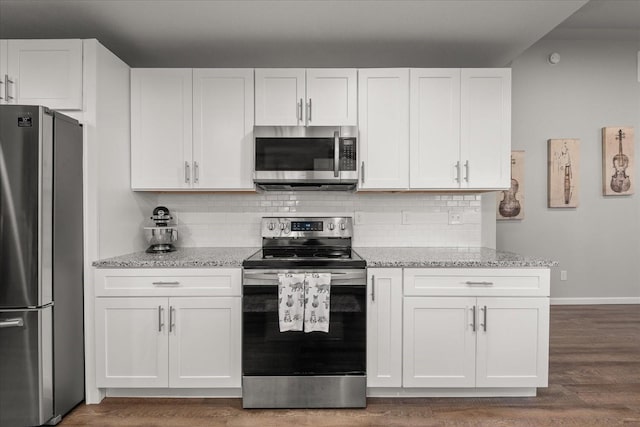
0,105,85,426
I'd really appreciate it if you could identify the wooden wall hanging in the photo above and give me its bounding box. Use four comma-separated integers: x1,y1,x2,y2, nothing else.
602,127,634,196
497,150,524,220
548,139,580,208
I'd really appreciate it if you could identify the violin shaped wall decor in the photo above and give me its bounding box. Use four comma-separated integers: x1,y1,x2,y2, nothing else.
602,127,634,196
497,150,524,220
548,139,580,208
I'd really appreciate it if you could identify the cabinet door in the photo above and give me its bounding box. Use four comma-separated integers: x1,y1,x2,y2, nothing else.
476,297,549,388
168,297,241,388
131,69,193,190
95,298,169,388
410,69,461,189
0,40,7,105
367,269,402,388
460,69,511,189
358,69,410,190
306,69,357,126
255,68,305,126
6,39,83,110
193,69,254,190
403,297,476,388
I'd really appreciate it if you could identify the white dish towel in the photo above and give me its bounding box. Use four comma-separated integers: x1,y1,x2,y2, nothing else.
304,273,331,333
278,273,305,332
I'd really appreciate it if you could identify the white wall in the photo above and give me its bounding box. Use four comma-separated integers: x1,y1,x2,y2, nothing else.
157,192,483,248
90,40,154,257
496,38,640,302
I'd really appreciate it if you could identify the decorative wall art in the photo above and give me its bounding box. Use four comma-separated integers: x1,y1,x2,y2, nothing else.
548,139,580,208
602,126,634,196
497,150,524,220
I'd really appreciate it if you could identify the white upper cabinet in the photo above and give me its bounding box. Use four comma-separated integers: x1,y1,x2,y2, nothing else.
0,40,6,103
460,68,511,189
0,39,83,109
305,69,357,126
131,68,193,190
131,68,254,191
254,68,357,126
358,68,410,190
193,69,254,190
410,68,511,190
410,69,461,189
255,68,305,126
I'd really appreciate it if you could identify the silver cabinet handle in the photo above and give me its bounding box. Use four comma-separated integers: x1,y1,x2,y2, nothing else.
158,306,164,332
333,131,340,178
455,161,461,183
185,161,191,184
194,161,199,184
5,75,14,101
464,160,469,182
308,98,312,123
465,281,494,286
361,161,365,183
0,318,24,329
152,281,181,287
169,306,175,333
481,305,487,332
371,275,375,302
298,98,303,123
0,78,3,100
471,306,476,332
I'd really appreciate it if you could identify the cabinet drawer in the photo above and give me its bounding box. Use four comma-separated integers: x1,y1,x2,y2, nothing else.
403,268,550,297
95,268,241,297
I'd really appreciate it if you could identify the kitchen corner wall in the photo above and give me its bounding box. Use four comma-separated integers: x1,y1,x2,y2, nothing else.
156,192,483,247
498,38,640,302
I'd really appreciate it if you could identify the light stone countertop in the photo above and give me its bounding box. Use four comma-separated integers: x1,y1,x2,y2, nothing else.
92,247,260,268
354,247,558,268
93,246,556,269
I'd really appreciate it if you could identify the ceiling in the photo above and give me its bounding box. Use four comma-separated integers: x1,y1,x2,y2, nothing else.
0,0,637,68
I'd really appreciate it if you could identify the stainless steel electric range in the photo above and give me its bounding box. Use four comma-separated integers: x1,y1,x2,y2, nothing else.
242,217,367,408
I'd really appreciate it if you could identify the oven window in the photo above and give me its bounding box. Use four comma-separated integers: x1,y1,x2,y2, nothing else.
255,138,334,171
243,285,366,376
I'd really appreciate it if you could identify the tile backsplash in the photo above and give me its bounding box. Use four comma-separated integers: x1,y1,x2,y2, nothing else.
157,192,482,247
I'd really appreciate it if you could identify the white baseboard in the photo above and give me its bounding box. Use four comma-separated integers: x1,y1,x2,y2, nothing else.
551,297,640,305
106,388,242,398
367,387,537,398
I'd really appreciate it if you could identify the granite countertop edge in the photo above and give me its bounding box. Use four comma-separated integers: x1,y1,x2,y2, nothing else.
93,246,557,269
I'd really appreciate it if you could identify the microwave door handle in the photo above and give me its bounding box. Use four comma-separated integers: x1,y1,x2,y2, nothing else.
334,131,340,178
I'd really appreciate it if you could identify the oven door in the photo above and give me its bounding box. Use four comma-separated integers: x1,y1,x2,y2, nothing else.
254,137,357,184
242,269,366,377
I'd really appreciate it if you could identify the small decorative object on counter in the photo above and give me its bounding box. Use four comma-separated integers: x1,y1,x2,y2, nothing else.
144,206,178,253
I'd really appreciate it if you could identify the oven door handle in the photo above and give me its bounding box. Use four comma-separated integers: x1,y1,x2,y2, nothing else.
243,271,366,285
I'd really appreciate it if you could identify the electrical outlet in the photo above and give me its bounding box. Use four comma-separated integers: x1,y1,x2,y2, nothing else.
448,211,463,225
560,270,568,281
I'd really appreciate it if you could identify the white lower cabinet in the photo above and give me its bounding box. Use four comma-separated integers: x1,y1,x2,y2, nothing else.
95,297,169,388
403,296,549,388
366,269,403,387
94,268,242,389
366,267,550,396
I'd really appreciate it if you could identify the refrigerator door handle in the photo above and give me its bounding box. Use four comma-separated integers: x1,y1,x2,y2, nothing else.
0,318,25,328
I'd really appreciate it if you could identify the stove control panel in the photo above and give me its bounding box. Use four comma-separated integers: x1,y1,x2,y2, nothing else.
262,217,353,238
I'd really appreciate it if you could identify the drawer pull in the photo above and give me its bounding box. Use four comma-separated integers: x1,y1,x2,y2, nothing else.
465,281,494,286
152,281,181,287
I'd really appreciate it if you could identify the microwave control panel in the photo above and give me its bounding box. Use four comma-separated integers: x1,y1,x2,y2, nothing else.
340,138,357,171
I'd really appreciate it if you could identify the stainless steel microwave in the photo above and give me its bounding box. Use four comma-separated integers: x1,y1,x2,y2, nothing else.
254,132,357,191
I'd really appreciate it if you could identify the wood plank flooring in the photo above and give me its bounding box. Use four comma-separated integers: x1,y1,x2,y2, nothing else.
61,305,640,426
